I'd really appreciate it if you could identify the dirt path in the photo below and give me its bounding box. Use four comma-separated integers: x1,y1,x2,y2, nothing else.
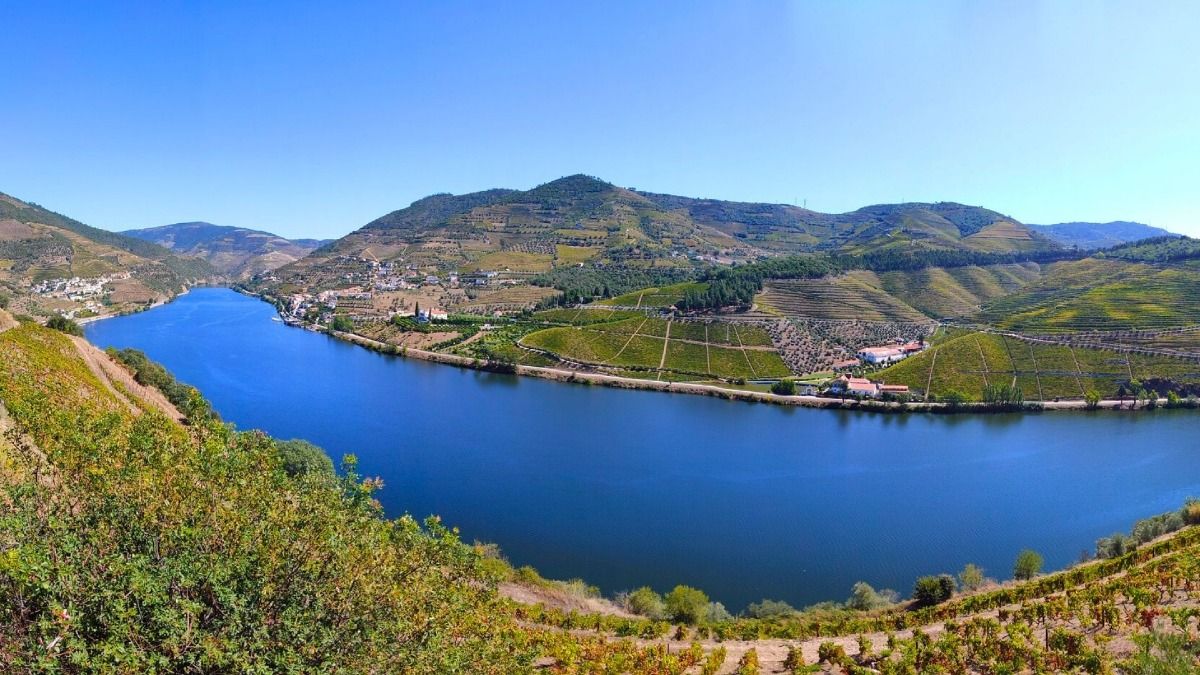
974,336,990,388
603,317,649,365
705,324,712,374
924,346,937,401
69,337,183,420
731,324,758,379
1067,345,1088,397
1027,341,1046,401
656,319,672,381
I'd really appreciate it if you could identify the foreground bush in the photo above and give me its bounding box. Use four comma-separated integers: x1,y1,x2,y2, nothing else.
0,326,530,672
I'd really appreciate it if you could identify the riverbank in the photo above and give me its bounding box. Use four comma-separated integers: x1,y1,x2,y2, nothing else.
76,286,195,325
227,287,1193,415
326,324,1180,414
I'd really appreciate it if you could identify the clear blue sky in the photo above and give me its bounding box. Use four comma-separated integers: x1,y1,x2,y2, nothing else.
3,1,1198,239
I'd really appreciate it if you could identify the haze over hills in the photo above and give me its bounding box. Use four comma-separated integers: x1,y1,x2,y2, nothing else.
0,191,213,319
122,222,330,279
1028,221,1178,249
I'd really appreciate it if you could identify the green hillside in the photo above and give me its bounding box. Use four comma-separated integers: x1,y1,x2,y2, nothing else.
877,331,1200,401
0,192,214,319
977,258,1200,332
260,176,1062,301
868,262,1044,318
757,275,930,322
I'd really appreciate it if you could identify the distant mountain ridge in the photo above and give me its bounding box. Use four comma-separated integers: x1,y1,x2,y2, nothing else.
122,222,329,278
1028,221,1177,249
269,175,1065,290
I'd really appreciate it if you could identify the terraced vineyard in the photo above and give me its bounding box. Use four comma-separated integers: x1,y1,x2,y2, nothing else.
519,523,1200,672
595,282,707,308
756,275,929,322
978,258,1200,332
869,262,1044,318
520,314,792,380
877,331,1200,401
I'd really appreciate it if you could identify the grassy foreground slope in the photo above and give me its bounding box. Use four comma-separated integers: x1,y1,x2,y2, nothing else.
0,321,533,671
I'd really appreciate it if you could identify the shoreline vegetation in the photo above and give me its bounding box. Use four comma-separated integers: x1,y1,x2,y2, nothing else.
13,301,1200,670
231,286,1196,416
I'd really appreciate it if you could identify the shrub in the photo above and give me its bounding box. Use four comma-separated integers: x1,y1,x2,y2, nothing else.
1014,549,1043,580
46,314,83,336
701,646,727,675
958,563,985,591
705,601,732,622
783,646,806,671
846,581,897,610
275,438,335,477
735,648,760,675
817,641,847,665
1085,389,1101,410
624,586,666,619
770,379,796,396
106,347,216,422
912,574,955,606
664,585,710,624
1183,499,1200,526
941,390,968,408
745,598,796,619
330,315,355,332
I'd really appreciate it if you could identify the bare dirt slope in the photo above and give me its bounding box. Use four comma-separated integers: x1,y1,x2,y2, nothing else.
69,336,183,420
0,309,16,334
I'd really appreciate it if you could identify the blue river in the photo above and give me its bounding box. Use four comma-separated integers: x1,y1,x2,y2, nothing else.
86,288,1200,610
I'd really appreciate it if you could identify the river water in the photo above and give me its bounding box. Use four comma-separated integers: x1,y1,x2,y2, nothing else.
85,288,1200,610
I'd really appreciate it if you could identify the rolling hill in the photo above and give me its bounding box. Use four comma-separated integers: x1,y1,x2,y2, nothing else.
0,191,214,319
260,175,1063,298
122,222,328,278
1029,221,1177,249
639,192,1061,255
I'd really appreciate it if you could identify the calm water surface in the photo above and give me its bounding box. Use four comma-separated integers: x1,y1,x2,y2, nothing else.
86,288,1200,610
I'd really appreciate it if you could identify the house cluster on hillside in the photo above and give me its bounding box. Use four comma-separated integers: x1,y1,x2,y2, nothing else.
32,273,130,301
828,374,910,399
856,341,925,365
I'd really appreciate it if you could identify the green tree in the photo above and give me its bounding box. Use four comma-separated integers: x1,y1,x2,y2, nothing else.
745,598,796,619
941,390,968,408
1084,389,1102,410
1014,549,1044,580
330,315,354,332
46,314,83,336
958,563,985,592
847,581,896,610
912,574,955,605
664,585,710,624
624,586,666,619
770,379,796,396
